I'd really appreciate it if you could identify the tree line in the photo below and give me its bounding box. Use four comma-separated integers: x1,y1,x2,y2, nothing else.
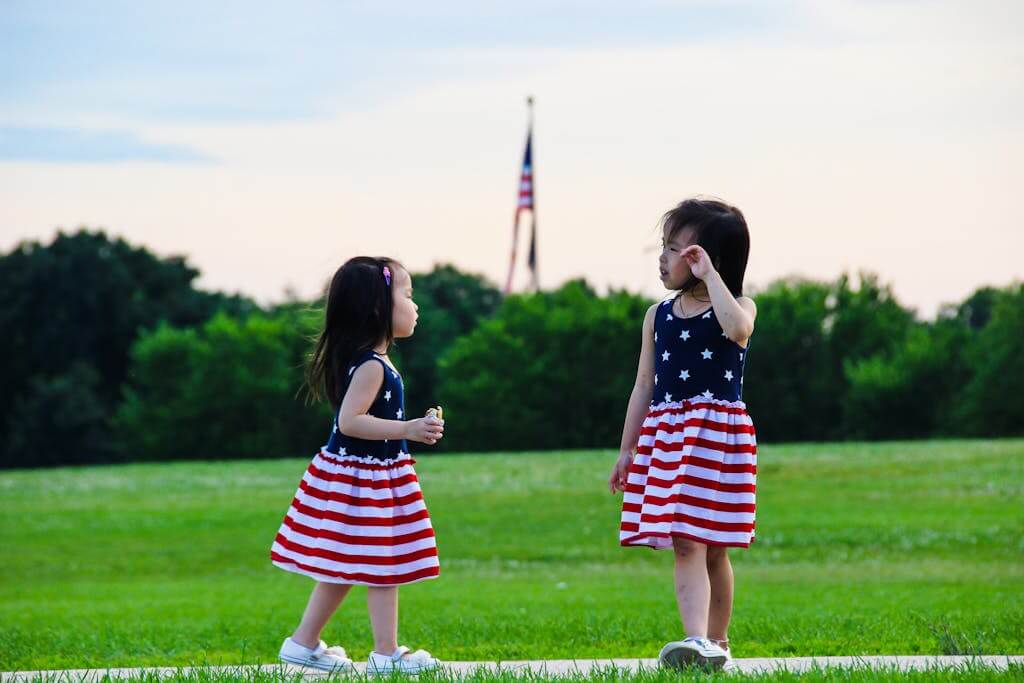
1,230,1020,469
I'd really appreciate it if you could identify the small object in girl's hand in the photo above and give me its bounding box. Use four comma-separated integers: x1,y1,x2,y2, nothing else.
425,406,444,420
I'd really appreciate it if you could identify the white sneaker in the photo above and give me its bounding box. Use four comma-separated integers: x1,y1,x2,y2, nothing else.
367,646,441,675
278,637,354,672
658,636,728,670
722,648,738,673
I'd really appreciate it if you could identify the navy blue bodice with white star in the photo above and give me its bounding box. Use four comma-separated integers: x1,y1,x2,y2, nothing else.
651,298,748,406
324,350,408,461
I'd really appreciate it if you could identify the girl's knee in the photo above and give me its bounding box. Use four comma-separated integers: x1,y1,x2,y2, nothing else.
706,545,729,567
672,536,706,558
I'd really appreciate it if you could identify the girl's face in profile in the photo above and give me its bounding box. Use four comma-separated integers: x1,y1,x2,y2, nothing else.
390,266,418,338
659,225,696,290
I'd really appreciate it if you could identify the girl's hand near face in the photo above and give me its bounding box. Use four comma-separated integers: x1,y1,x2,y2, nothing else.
681,245,715,280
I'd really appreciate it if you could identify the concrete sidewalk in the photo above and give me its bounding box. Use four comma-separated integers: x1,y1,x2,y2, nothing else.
3,656,1022,680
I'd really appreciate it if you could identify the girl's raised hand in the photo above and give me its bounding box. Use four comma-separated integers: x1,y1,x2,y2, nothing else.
681,244,714,280
608,451,634,494
405,417,444,445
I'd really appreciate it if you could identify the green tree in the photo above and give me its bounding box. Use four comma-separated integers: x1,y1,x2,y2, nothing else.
956,283,1024,435
437,281,651,451
393,264,502,423
743,279,835,442
842,317,971,439
114,310,330,461
0,230,257,466
4,364,112,468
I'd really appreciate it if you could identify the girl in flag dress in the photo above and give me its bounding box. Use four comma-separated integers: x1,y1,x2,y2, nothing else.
609,198,757,672
270,257,444,674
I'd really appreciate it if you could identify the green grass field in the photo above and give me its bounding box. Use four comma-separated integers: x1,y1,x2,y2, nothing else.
1,440,1022,678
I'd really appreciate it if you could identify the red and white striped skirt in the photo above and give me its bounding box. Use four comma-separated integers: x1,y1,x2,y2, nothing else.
271,450,440,586
620,397,757,549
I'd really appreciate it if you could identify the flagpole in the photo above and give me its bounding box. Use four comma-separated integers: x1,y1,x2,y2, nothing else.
504,96,536,296
526,96,539,292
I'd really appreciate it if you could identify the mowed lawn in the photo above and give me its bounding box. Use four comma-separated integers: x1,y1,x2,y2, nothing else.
1,440,1021,673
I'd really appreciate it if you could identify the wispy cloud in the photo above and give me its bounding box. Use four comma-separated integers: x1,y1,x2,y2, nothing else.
0,1,799,124
0,127,210,163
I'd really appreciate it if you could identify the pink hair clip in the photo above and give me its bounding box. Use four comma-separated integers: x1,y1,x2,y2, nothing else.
382,265,392,286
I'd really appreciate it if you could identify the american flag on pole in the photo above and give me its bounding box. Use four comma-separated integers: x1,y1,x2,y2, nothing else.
505,99,538,294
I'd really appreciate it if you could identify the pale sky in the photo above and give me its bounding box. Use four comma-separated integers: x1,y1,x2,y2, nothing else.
2,1,1021,318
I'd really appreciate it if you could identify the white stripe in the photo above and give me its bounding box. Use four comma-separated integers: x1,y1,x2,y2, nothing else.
291,487,428,518
277,522,436,558
286,507,433,538
314,451,414,468
638,501,755,525
271,559,438,586
643,409,754,430
638,482,756,505
313,454,417,477
302,470,424,501
271,541,439,577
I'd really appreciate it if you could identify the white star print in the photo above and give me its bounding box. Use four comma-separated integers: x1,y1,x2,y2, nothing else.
391,370,399,379
384,390,392,401
337,447,347,456
724,370,734,381
662,350,670,361
740,353,744,361
654,374,658,385
721,331,728,337
680,330,690,340
396,409,403,419
702,310,712,319
655,332,658,342
680,369,690,381
701,348,713,360
665,393,673,402
666,313,673,321
702,389,714,399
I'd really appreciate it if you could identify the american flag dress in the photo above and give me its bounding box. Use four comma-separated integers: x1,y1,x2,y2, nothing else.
271,351,440,585
620,299,758,549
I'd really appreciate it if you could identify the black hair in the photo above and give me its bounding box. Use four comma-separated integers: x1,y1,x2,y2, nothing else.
306,256,401,409
662,197,750,298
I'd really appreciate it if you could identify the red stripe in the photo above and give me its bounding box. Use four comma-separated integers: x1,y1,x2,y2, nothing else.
639,437,757,456
274,533,438,566
299,479,424,508
647,400,749,418
316,451,417,471
271,552,440,585
641,417,755,436
282,515,436,547
635,492,756,513
619,531,754,549
638,512,754,533
307,463,420,490
631,455,757,475
635,473,757,494
289,497,432,527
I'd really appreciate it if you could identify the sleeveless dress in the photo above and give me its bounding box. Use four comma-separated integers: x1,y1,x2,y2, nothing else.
619,299,758,549
271,350,440,585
